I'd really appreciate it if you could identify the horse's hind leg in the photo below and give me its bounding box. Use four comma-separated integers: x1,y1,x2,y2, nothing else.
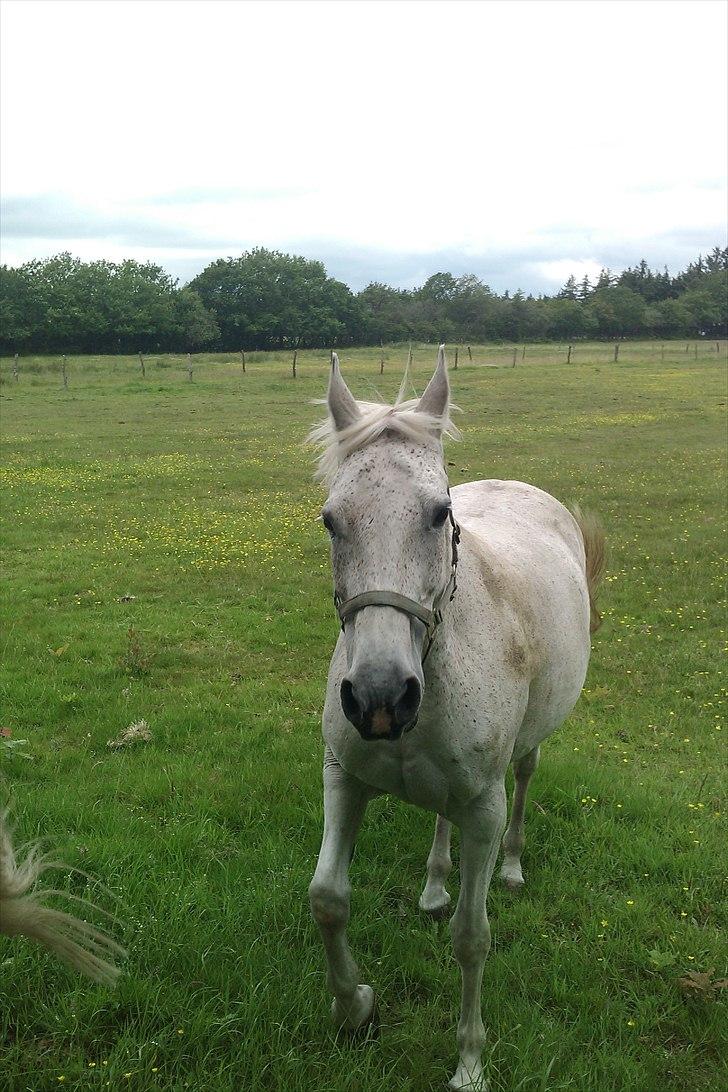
500,745,539,891
419,814,452,917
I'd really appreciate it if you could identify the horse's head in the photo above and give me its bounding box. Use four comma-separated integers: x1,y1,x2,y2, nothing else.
312,347,458,742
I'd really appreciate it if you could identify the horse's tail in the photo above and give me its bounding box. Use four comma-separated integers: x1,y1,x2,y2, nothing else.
0,808,125,986
571,505,606,634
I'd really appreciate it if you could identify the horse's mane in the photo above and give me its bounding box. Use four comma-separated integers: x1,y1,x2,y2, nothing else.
307,380,460,487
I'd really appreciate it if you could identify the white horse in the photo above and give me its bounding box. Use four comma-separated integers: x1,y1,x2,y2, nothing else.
307,347,604,1090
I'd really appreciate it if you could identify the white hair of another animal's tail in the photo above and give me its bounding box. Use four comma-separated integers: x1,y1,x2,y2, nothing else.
0,808,126,986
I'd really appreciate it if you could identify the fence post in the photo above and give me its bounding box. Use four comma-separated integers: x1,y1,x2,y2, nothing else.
407,341,413,371
717,342,720,353
292,349,297,378
380,340,385,375
567,345,572,364
521,344,526,360
467,345,472,362
138,351,146,377
13,353,19,382
512,347,517,367
187,352,193,382
61,354,68,388
240,348,246,374
613,343,620,362
454,346,459,370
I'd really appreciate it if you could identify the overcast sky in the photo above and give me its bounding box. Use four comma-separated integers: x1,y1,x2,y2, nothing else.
1,0,726,294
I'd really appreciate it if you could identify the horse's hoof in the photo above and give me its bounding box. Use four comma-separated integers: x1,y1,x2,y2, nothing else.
499,868,525,893
418,889,452,920
448,1061,487,1090
332,985,378,1039
420,900,452,921
335,994,379,1041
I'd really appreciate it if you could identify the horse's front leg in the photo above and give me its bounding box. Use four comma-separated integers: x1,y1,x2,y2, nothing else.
449,784,507,1091
309,752,376,1031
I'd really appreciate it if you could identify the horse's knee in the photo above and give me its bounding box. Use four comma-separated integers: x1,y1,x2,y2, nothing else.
450,915,491,966
309,876,349,929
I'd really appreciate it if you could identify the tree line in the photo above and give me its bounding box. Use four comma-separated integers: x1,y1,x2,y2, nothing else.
1,246,725,354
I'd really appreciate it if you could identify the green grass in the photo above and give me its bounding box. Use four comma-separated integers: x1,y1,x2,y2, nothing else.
1,342,726,1091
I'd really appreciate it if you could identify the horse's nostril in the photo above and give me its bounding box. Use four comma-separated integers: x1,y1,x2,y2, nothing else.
340,678,363,727
395,675,422,725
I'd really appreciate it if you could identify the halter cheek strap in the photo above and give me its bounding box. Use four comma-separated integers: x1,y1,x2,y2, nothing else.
333,507,461,667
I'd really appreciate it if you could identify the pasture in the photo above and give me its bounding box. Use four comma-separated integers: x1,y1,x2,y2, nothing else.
0,342,726,1091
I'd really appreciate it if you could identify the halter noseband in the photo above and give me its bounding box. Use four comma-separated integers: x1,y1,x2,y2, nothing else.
333,505,461,668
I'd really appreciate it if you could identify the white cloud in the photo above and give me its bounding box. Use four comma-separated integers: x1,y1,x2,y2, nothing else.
1,0,726,291
534,259,605,289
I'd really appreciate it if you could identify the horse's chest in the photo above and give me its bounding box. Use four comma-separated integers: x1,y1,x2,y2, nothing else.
328,725,485,814
399,737,485,813
399,751,450,812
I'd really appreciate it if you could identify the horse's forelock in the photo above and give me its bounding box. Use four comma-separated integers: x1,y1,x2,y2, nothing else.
307,398,459,486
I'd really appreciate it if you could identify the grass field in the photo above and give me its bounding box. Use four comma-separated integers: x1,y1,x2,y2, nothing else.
1,341,726,1092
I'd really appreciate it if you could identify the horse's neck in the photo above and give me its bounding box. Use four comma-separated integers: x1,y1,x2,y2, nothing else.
431,527,514,661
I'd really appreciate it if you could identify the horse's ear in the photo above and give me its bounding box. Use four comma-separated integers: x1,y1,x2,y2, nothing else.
416,344,450,423
327,352,360,432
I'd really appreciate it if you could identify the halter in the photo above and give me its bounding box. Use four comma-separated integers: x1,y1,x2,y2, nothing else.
333,504,461,670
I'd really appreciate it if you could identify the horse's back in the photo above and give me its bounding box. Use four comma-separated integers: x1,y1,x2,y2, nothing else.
452,479,583,560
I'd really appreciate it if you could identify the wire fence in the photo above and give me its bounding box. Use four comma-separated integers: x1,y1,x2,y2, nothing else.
1,340,725,389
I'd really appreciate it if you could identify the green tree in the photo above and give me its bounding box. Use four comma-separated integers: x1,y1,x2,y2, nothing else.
173,288,220,349
587,285,646,337
357,282,414,343
0,253,185,352
189,249,361,349
680,271,727,336
544,298,597,339
644,298,691,336
577,275,592,302
0,264,43,349
2,243,726,353
558,275,578,301
501,291,548,341
448,276,495,340
419,273,459,305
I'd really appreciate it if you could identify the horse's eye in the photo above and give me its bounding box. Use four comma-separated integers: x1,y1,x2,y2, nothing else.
432,505,451,529
321,511,336,537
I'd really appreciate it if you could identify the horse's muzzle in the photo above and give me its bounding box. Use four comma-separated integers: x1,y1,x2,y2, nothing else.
340,674,422,741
